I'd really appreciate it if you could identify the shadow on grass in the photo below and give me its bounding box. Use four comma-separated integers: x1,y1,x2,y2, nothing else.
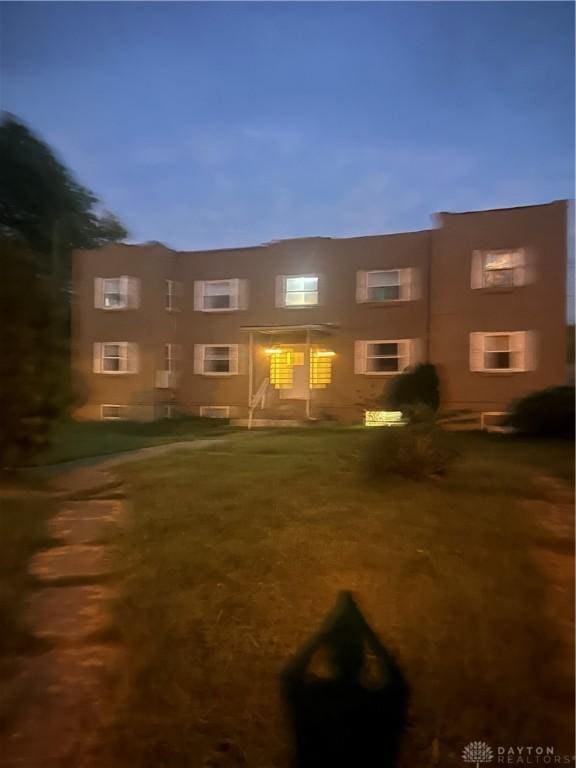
282,591,408,768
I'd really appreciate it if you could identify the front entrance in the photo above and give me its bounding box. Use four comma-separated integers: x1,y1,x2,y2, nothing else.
244,325,336,425
279,346,308,399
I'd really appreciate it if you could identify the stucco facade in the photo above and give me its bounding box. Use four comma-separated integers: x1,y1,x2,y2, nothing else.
72,200,568,424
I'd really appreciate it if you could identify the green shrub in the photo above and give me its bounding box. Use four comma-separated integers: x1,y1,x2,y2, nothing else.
506,386,575,439
385,363,440,413
365,424,456,481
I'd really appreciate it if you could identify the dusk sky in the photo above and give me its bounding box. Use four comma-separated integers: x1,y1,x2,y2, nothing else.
2,1,574,250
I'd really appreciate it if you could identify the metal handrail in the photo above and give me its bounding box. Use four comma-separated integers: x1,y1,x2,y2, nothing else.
248,377,270,429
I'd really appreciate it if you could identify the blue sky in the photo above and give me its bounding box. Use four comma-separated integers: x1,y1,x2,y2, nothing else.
2,1,574,250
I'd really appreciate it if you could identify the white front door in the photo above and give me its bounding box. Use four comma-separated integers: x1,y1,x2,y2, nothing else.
279,346,308,399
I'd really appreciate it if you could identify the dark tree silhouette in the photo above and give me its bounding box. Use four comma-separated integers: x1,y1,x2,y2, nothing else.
0,113,127,465
0,112,126,279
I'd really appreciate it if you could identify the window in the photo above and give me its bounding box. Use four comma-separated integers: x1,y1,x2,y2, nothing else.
469,332,535,372
199,406,231,418
101,405,128,420
471,249,531,289
93,342,139,374
194,344,240,375
163,343,179,373
309,349,334,389
194,279,246,311
356,269,416,302
95,277,139,309
165,280,180,311
156,343,180,388
276,275,319,307
354,340,417,375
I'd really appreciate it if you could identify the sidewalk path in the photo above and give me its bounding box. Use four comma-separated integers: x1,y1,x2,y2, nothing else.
0,436,228,768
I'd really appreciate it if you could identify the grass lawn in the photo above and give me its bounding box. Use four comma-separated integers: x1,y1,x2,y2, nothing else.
33,416,233,466
105,430,574,767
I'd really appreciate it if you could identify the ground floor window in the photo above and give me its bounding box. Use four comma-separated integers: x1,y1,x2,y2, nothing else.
101,404,128,420
469,331,534,372
93,342,139,374
194,344,239,375
200,406,231,418
355,340,412,374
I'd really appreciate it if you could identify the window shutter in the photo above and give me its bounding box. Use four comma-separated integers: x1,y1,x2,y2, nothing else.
410,267,421,300
316,273,324,305
230,344,240,374
126,343,139,373
194,281,204,311
194,345,204,374
471,251,483,289
275,276,285,308
238,279,249,310
408,338,423,367
126,277,140,308
399,268,413,301
93,342,102,373
354,341,367,374
522,331,537,371
94,278,104,308
469,332,484,371
521,248,536,286
356,271,368,303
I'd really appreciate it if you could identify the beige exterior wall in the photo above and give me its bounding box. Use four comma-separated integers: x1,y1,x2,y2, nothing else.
430,200,567,411
72,242,181,421
71,201,568,423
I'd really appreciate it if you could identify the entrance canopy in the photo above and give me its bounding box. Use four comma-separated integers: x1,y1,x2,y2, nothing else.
240,323,337,336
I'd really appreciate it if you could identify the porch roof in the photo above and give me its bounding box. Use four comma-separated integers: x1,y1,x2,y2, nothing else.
240,323,337,335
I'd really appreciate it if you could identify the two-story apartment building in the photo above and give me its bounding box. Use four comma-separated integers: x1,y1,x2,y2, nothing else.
72,200,568,425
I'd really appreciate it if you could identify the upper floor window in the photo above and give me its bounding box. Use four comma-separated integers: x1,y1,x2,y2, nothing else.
194,279,246,312
165,280,181,311
356,269,417,303
93,342,139,374
471,249,532,289
469,331,535,372
354,339,419,375
95,277,140,310
194,344,240,376
276,275,319,307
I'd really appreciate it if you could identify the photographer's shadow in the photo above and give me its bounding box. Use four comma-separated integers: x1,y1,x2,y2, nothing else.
282,591,408,768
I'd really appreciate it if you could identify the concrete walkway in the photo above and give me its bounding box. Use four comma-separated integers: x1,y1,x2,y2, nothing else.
0,436,228,768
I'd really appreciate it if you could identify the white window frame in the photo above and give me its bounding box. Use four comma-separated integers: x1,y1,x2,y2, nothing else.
194,344,240,376
471,248,531,289
469,331,535,373
199,406,231,418
194,279,246,312
163,343,180,373
93,342,139,374
95,276,140,310
356,268,416,303
100,404,128,421
354,339,418,375
276,274,320,308
165,280,181,312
